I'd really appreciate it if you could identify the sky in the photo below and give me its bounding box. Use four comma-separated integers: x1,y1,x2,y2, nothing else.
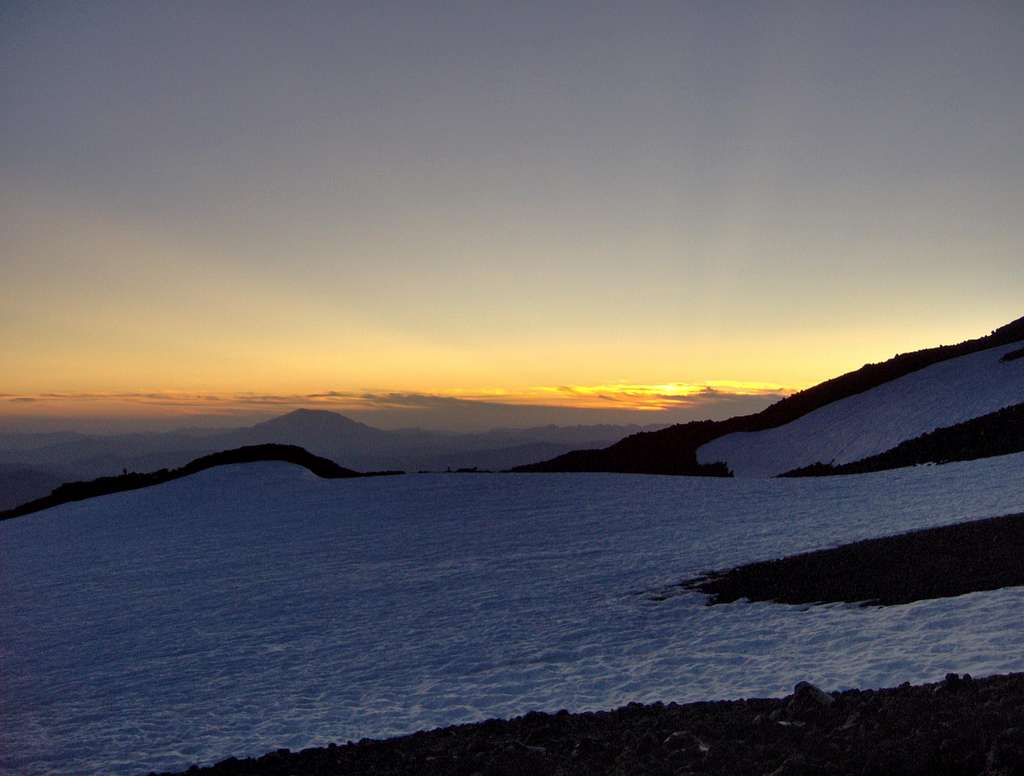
2,1,1022,432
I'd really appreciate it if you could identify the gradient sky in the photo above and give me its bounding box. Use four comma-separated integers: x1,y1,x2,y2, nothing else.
2,1,1022,430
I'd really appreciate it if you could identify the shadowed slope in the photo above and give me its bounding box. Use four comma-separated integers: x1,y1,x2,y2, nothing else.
780,402,1024,477
0,444,401,520
516,315,1024,475
685,512,1024,606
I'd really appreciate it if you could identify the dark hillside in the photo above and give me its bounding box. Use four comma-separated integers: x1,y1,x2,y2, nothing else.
685,511,1024,606
513,420,734,475
779,401,1024,477
516,315,1024,475
0,444,400,520
0,464,67,511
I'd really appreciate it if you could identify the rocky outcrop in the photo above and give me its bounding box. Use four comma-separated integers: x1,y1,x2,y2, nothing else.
155,673,1024,775
684,511,1024,606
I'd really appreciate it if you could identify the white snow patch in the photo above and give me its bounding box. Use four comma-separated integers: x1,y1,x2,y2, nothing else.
2,456,1024,774
697,341,1024,477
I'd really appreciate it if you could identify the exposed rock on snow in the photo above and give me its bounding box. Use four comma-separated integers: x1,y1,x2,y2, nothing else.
697,342,1024,477
517,316,1024,476
779,401,1024,477
685,511,1024,606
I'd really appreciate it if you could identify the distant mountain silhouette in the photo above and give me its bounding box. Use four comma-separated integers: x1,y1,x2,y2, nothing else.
216,409,390,458
245,409,386,440
0,444,399,520
515,314,1024,475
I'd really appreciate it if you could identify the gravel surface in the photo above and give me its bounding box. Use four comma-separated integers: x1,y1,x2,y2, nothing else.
156,673,1024,776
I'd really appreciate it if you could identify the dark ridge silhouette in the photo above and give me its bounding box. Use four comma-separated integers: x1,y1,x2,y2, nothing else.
0,464,67,511
777,461,845,478
0,444,402,521
155,672,1024,776
513,421,735,476
515,315,1024,475
1002,346,1024,363
684,512,1024,606
779,402,1024,477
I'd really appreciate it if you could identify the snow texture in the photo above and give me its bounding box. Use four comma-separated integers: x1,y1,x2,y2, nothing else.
696,341,1024,477
3,456,1024,775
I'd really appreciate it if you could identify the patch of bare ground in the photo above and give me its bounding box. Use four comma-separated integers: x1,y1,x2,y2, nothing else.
157,673,1024,776
686,512,1024,606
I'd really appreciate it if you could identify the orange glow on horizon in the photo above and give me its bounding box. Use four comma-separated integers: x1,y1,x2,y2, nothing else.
0,380,794,420
530,381,790,410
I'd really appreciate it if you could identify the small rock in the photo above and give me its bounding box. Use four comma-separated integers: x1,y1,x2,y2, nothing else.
767,753,817,776
987,727,1024,770
635,733,657,756
572,737,599,758
794,681,835,707
503,740,545,754
937,672,977,694
663,730,709,755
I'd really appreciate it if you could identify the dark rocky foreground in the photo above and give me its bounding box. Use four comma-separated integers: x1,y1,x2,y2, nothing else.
158,673,1024,776
685,512,1024,606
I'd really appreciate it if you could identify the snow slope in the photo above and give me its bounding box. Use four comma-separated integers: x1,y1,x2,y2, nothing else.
3,458,1024,775
697,341,1024,477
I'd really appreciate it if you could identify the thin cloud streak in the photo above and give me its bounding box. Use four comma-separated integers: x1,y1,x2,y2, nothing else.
0,384,793,433
0,382,791,415
536,381,788,410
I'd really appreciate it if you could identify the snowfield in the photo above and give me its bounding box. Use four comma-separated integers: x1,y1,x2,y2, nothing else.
697,341,1024,476
3,457,1024,775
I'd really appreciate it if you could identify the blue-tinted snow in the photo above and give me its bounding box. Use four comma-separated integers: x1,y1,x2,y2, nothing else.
698,341,1024,476
3,456,1024,775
